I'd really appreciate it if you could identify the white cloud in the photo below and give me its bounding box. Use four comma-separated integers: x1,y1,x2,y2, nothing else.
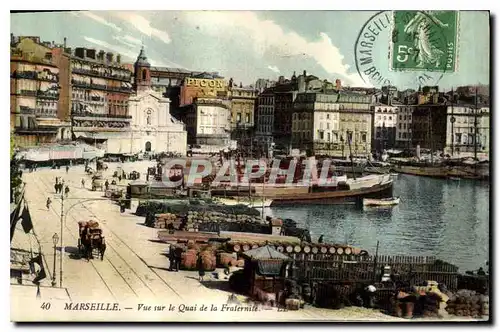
182,11,369,87
83,36,138,61
81,12,122,32
112,35,143,49
267,65,280,74
84,36,180,68
112,12,171,44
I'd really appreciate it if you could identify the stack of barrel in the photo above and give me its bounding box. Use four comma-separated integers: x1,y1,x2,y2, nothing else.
226,241,362,256
199,250,217,271
154,213,182,229
180,247,198,270
445,290,489,317
217,252,245,268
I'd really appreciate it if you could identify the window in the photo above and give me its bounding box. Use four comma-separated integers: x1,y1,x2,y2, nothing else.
236,113,241,122
327,132,331,141
326,114,330,120
398,123,402,129
389,116,392,120
361,133,367,142
399,132,402,139
142,69,147,80
319,131,324,140
403,123,406,129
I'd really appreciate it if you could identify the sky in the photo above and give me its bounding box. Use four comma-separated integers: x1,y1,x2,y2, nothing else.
10,10,490,90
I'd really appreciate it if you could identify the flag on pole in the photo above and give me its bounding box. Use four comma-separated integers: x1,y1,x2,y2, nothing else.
29,254,47,284
20,204,33,234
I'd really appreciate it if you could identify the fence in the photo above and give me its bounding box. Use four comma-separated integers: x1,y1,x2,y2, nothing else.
290,254,459,290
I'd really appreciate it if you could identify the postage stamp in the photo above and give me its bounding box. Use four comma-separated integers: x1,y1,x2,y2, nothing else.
355,10,460,88
390,11,460,73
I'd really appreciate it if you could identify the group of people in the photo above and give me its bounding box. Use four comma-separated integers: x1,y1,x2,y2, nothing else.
168,245,207,282
53,177,70,197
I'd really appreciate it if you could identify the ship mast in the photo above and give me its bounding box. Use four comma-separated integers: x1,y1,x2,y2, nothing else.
474,85,478,160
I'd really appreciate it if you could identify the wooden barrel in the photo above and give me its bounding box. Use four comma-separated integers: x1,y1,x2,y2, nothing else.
242,243,251,251
200,251,216,271
337,247,344,255
329,247,336,254
344,247,352,255
236,259,245,268
312,247,318,254
294,245,301,253
320,247,328,254
286,245,294,253
218,253,234,267
233,243,241,252
303,246,311,253
277,246,284,252
181,252,197,270
251,244,259,249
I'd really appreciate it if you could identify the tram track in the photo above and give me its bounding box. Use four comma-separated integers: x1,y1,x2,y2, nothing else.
35,172,183,302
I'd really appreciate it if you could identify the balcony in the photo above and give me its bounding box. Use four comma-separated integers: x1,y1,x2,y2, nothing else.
71,80,132,94
16,89,59,99
15,126,59,134
72,68,131,82
72,111,132,120
11,70,58,83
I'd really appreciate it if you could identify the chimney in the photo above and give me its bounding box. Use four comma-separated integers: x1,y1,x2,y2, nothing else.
106,52,114,63
86,49,96,59
303,70,306,77
98,50,105,61
75,47,85,58
64,37,67,48
116,54,121,64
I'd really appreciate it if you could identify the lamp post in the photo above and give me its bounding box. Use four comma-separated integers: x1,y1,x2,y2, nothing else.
51,232,59,287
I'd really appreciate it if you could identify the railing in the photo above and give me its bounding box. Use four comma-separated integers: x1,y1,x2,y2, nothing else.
72,67,131,82
11,71,59,83
71,111,132,119
71,80,132,94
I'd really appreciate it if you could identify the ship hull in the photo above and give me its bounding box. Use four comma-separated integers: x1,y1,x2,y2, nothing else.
269,181,393,206
392,164,489,180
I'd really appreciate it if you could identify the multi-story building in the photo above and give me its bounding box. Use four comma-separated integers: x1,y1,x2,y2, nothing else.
64,47,133,153
395,104,414,150
372,103,398,152
10,36,71,147
337,92,373,158
228,81,257,130
254,89,275,156
445,100,489,159
292,92,340,156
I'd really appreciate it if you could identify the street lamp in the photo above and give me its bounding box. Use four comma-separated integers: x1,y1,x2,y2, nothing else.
51,232,59,287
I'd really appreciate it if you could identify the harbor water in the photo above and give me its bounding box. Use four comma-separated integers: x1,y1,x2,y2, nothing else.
265,174,490,272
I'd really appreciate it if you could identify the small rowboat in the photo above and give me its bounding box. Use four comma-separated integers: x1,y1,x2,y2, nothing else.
363,197,400,207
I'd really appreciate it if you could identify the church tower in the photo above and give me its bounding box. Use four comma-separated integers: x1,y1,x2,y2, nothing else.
134,46,151,92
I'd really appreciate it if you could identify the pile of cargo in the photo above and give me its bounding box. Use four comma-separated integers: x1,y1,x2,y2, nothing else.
218,252,245,268
445,290,489,317
187,210,266,225
154,213,183,229
225,241,364,256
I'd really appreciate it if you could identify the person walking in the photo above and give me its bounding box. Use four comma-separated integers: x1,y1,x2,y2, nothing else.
64,185,70,198
105,180,109,191
81,178,86,188
46,197,52,210
66,165,69,174
54,183,58,194
197,254,205,282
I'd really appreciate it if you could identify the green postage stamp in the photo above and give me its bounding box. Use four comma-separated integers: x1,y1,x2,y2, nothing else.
390,11,459,73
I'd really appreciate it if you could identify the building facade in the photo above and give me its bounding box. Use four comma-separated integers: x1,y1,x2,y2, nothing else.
228,81,257,130
445,104,489,159
10,37,71,148
292,92,340,156
372,103,398,152
337,92,373,158
127,48,187,155
254,90,275,155
395,104,414,149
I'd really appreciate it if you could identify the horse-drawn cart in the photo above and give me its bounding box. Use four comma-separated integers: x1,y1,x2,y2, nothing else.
78,220,106,260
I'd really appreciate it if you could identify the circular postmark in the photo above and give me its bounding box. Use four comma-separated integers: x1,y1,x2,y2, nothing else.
355,10,459,88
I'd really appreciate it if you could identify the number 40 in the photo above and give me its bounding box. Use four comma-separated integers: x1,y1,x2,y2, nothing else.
40,302,51,310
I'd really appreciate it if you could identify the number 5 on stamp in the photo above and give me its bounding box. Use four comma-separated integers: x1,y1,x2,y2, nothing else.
390,11,459,73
